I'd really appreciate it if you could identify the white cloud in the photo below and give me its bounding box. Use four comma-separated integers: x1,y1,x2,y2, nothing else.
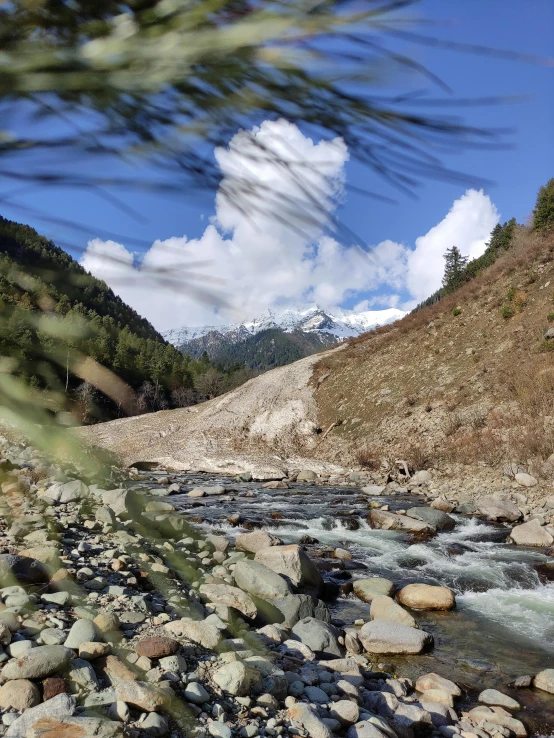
81,120,500,332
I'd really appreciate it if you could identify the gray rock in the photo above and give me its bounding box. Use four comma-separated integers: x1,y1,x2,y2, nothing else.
28,717,124,738
233,560,291,600
361,486,386,496
359,621,433,654
236,531,282,554
304,685,329,703
2,645,73,680
370,596,416,628
270,594,330,628
478,689,520,710
515,472,538,488
369,510,435,534
291,617,343,658
509,519,554,547
411,470,432,486
199,584,257,618
297,470,317,481
212,662,251,696
346,722,388,738
6,693,75,737
534,668,554,694
183,681,210,704
405,507,455,531
142,713,170,736
255,545,323,593
208,722,232,738
288,703,332,738
64,619,99,649
0,554,49,585
475,495,522,522
40,628,67,646
352,578,395,603
43,479,88,504
68,658,99,692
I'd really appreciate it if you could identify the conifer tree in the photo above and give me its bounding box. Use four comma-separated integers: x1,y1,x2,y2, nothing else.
442,246,469,292
533,178,554,233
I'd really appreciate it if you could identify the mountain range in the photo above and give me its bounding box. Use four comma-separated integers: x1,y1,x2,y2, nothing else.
164,305,405,370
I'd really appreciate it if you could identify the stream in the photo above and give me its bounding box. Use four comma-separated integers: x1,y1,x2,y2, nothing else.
139,472,554,734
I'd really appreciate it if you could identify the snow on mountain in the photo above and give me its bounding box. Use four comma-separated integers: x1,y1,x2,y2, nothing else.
164,305,405,347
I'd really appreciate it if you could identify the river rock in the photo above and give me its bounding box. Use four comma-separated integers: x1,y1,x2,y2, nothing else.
64,619,99,649
236,531,282,553
397,583,455,610
353,578,394,603
291,617,343,658
515,472,538,488
79,642,110,660
0,554,50,585
430,496,456,513
135,637,180,659
346,722,388,738
199,584,257,618
271,594,329,628
534,668,554,693
6,693,76,737
361,486,386,496
102,489,139,518
329,700,360,726
42,479,88,504
2,645,73,680
42,677,68,700
114,680,169,712
255,545,323,593
164,620,221,650
212,662,251,696
368,510,434,534
359,621,433,654
509,519,554,547
297,470,317,481
478,688,520,710
467,707,526,737
94,612,120,634
183,681,210,704
288,703,333,738
233,560,291,600
370,595,416,628
415,673,461,696
475,495,522,522
406,506,455,531
0,679,41,710
28,717,124,738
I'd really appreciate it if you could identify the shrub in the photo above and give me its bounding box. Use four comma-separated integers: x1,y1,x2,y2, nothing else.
538,340,554,353
355,445,381,470
405,394,418,407
500,304,514,319
513,290,527,312
547,312,554,322
507,286,517,301
452,306,462,316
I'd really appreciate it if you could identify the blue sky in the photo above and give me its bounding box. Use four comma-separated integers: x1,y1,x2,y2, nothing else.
1,0,553,330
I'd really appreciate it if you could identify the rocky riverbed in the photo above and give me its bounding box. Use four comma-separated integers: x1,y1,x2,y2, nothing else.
0,442,552,738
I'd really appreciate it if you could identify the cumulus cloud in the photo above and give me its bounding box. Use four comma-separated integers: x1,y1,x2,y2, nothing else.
81,119,499,331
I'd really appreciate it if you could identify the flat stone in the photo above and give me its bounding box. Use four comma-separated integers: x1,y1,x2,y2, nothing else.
199,584,257,618
28,717,124,738
415,673,461,697
370,596,416,628
359,621,433,654
2,645,73,680
96,655,138,686
353,578,395,603
369,510,435,534
6,693,75,737
397,584,455,611
135,637,180,659
478,689,520,710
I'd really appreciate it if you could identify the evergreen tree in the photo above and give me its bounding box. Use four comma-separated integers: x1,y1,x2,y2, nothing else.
442,247,469,292
533,178,554,233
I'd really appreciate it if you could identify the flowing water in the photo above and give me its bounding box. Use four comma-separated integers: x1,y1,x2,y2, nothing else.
145,473,554,734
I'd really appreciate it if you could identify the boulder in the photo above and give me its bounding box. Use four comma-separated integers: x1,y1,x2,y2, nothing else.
509,519,554,547
233,560,291,600
515,472,538,488
368,510,435,534
102,489,139,518
415,673,461,697
212,662,251,696
2,645,73,680
397,583,455,611
291,617,343,658
255,545,323,593
475,495,522,522
370,596,416,628
164,620,221,650
199,584,257,618
467,707,526,737
359,621,433,654
42,480,88,504
353,578,395,603
270,594,329,628
478,688,520,710
114,680,169,712
0,679,41,710
361,486,386,496
6,693,75,737
236,531,282,553
405,507,455,531
430,497,456,513
534,668,554,694
297,470,317,481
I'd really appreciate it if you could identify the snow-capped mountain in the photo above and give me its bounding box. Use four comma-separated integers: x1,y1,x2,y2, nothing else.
164,305,405,349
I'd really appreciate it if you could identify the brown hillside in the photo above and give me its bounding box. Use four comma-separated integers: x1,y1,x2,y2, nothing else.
312,226,554,477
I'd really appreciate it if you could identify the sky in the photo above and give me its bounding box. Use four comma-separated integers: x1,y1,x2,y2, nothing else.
2,0,553,332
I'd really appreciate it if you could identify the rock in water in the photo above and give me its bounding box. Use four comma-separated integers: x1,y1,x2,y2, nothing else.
370,596,416,628
475,495,522,522
254,545,323,593
415,673,461,697
509,519,554,547
405,506,455,531
478,688,520,710
2,645,73,680
233,560,291,600
534,669,554,694
359,621,433,654
368,511,435,534
397,583,455,611
352,578,395,603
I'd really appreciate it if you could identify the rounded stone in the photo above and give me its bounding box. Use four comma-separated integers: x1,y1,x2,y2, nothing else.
183,681,210,704
0,679,41,711
64,619,99,649
135,637,180,660
352,578,395,603
478,689,520,711
93,612,120,633
397,583,455,611
1,645,73,680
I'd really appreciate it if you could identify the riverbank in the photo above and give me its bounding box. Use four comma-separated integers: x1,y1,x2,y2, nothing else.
0,440,552,738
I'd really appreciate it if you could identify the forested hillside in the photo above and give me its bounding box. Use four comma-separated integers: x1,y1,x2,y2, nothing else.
0,216,247,421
